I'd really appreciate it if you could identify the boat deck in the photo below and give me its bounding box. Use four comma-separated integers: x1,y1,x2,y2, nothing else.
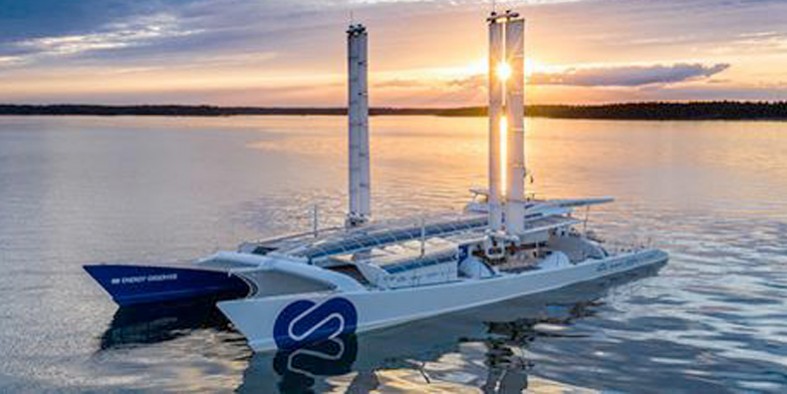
239,207,583,266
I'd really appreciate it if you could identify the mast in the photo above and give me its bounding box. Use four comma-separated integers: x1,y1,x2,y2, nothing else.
487,13,504,232
486,10,526,237
347,24,371,227
504,14,526,235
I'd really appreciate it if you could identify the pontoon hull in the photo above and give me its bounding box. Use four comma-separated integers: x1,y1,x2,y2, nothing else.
84,264,251,307
217,249,668,352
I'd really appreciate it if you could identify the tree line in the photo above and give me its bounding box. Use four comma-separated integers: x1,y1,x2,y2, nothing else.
1,101,785,120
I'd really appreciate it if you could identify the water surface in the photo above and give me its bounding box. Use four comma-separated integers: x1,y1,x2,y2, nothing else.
0,116,785,392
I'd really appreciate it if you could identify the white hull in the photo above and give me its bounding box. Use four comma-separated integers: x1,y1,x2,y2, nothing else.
218,249,667,352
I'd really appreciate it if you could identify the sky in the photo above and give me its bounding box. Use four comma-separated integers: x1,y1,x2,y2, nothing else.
0,0,785,107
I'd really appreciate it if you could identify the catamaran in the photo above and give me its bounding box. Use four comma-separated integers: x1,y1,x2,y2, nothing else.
85,11,668,353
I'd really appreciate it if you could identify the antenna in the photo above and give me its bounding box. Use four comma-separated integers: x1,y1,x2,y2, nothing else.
350,10,355,25
312,204,319,237
420,217,426,257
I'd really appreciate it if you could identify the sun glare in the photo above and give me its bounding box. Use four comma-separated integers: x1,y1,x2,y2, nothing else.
525,58,534,78
466,57,487,75
497,62,512,81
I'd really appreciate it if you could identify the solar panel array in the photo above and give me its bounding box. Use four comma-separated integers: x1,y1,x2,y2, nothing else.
292,215,488,260
381,250,458,274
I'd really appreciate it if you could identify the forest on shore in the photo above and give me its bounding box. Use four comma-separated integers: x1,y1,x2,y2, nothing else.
1,101,785,120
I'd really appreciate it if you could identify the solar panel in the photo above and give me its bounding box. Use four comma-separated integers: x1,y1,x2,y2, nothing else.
382,251,457,274
294,215,487,260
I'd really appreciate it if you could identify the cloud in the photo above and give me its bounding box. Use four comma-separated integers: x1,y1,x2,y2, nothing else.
374,79,424,89
0,56,23,66
12,13,202,59
708,31,787,55
447,74,486,89
531,63,730,87
439,62,731,92
0,0,142,42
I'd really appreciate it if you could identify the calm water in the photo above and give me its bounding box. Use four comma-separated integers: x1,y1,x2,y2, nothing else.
0,116,785,393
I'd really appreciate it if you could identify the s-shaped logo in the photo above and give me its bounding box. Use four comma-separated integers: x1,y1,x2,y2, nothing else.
273,297,358,350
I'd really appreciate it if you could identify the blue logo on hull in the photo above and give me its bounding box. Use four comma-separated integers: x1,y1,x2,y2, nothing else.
273,297,358,350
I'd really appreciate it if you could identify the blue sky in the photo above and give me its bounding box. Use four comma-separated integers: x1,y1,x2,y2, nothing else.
0,0,785,106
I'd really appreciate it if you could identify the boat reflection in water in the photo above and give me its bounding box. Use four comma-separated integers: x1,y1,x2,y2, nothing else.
269,333,359,392
236,261,664,393
99,296,235,350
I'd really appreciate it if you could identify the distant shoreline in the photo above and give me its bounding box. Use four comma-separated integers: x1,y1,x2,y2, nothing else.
1,102,785,121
